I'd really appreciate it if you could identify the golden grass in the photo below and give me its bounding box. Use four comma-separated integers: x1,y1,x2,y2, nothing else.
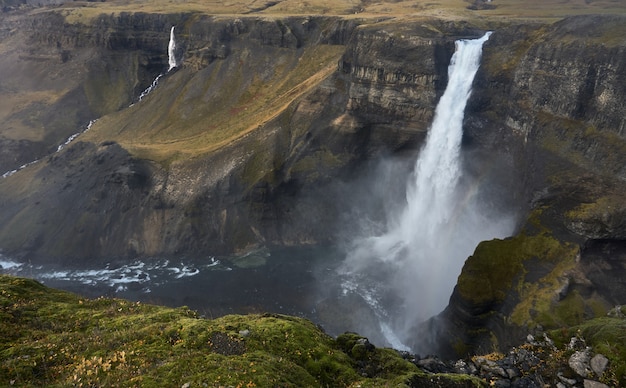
477,0,626,20
0,91,64,141
83,44,345,163
55,0,626,25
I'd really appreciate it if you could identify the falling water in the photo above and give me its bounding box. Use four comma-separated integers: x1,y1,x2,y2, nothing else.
168,26,177,71
339,32,513,351
134,26,178,104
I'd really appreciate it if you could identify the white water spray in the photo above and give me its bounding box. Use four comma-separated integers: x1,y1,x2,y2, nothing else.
168,26,177,71
339,32,514,351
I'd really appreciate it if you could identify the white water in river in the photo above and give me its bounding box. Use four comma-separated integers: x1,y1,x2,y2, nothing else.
339,32,513,351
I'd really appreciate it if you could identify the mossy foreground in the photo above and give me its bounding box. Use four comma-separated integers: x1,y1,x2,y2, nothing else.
0,275,485,387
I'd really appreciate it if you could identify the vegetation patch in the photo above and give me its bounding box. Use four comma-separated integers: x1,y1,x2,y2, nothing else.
549,314,626,386
457,225,577,308
456,202,596,335
2,274,496,387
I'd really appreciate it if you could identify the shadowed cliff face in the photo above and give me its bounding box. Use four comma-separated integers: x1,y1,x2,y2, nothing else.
0,8,625,357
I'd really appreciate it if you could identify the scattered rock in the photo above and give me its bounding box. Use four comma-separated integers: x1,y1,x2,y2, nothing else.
568,336,587,351
453,359,477,375
557,372,577,386
583,379,610,388
409,329,618,388
543,333,557,351
473,356,508,379
239,329,250,337
416,356,453,374
590,354,609,377
569,349,592,378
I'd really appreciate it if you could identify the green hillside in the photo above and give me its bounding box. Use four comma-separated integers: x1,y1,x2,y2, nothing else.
0,275,484,387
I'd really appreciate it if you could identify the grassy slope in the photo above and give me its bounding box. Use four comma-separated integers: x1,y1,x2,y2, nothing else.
82,43,345,164
0,275,486,387
56,0,626,20
2,275,625,386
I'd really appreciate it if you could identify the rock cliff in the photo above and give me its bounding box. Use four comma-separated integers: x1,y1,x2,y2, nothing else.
428,15,626,357
0,7,625,360
0,11,466,261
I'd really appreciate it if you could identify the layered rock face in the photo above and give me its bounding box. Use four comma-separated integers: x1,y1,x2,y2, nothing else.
0,12,462,261
0,8,624,358
431,15,626,357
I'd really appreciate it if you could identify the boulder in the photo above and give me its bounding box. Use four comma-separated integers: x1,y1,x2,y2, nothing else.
569,349,592,378
589,354,609,377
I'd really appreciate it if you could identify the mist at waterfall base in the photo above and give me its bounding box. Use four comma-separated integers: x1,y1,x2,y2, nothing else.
324,32,516,353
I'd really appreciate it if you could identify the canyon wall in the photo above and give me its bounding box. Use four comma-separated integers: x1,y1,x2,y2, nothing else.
0,9,624,355
0,12,463,261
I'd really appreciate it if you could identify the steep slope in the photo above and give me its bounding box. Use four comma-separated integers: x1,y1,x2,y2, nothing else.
0,11,180,172
1,274,489,387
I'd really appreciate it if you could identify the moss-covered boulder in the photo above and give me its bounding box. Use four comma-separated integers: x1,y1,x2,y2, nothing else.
429,171,626,360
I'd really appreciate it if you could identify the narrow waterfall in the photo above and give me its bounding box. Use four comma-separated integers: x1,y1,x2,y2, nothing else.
135,26,177,104
168,26,177,71
339,32,513,351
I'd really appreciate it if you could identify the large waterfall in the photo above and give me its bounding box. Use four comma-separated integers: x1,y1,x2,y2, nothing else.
338,32,513,351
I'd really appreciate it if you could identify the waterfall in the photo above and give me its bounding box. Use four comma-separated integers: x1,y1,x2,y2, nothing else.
338,32,512,351
168,26,177,71
133,26,177,105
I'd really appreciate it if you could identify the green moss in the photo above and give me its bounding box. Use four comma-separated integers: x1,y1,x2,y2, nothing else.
457,202,587,334
3,275,461,387
549,317,626,386
552,290,585,325
566,194,625,225
457,230,576,306
290,147,344,180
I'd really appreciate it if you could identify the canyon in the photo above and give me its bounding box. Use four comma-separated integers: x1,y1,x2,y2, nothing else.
1,0,625,363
